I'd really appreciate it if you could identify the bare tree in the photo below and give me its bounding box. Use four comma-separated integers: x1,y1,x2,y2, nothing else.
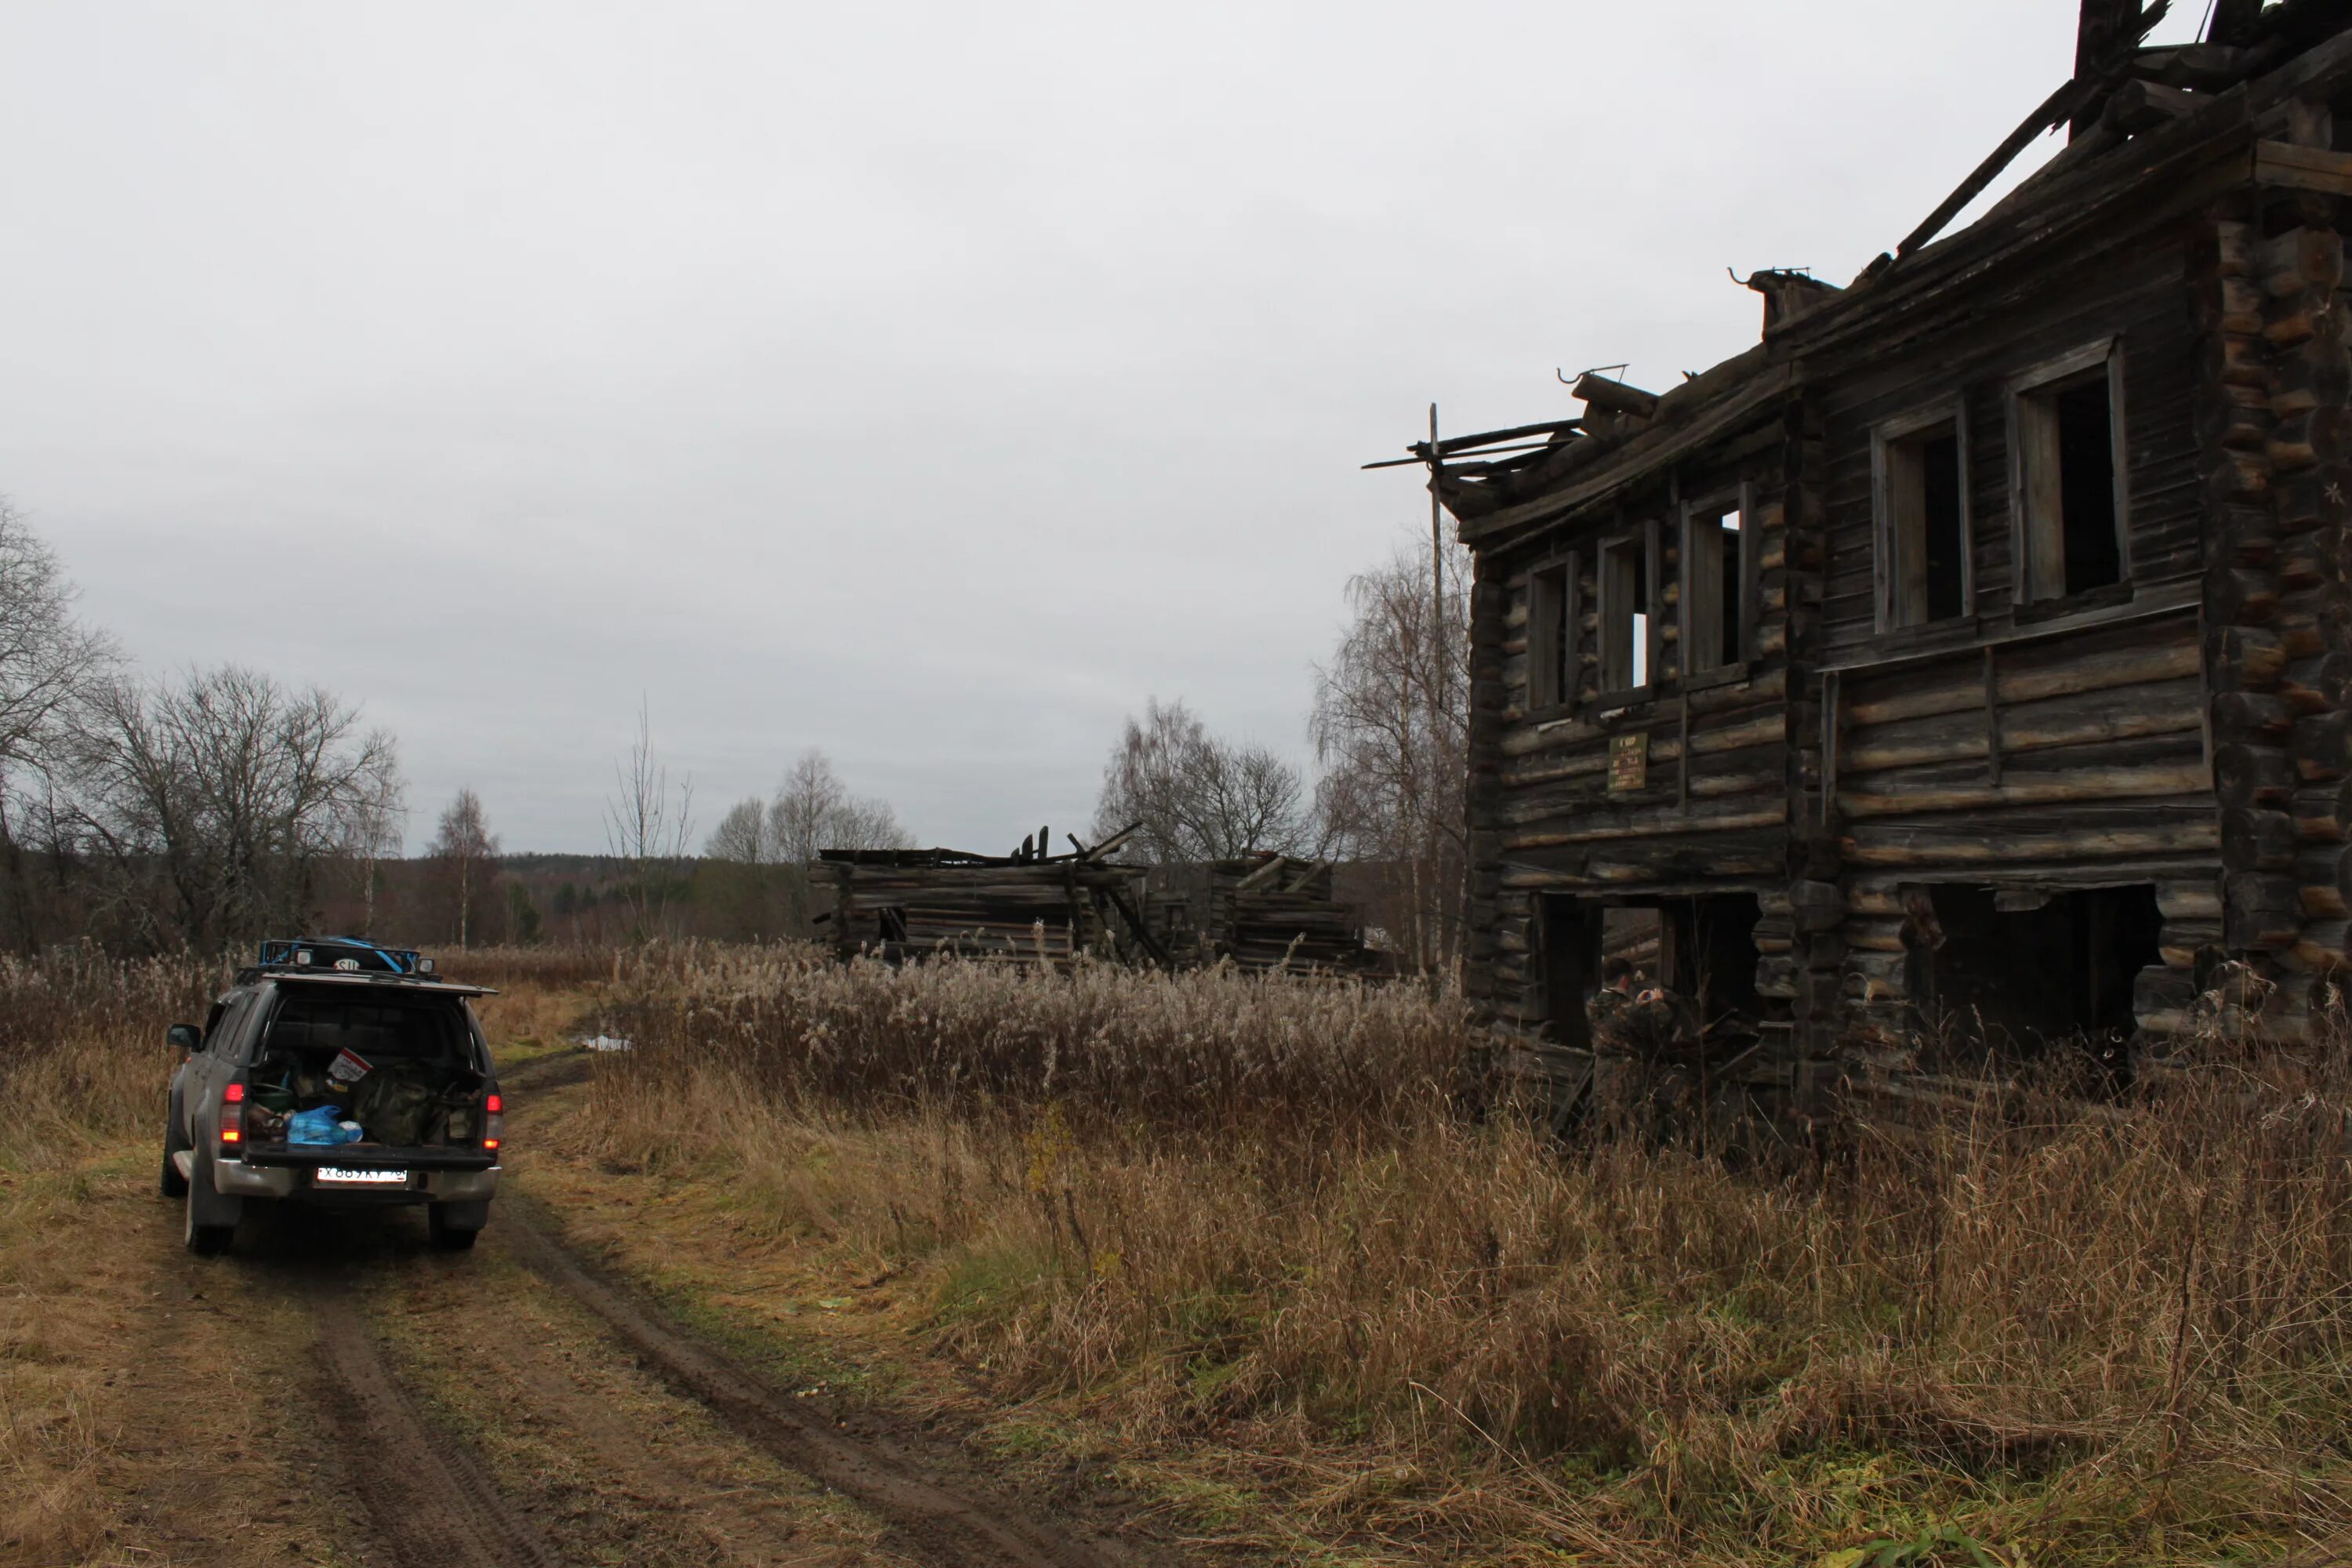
1091,698,1312,865
604,699,695,941
67,666,401,951
1311,535,1471,973
768,750,910,866
704,797,769,864
0,499,114,774
349,768,407,938
700,751,910,938
426,788,499,948
0,499,118,948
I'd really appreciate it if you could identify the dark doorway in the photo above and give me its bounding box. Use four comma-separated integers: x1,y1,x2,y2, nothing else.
1537,895,1599,1053
1679,893,1764,1024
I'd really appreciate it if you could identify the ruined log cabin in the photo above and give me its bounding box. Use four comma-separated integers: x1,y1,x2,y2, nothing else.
811,835,1159,965
1421,0,2352,1110
811,833,1374,971
1145,855,1381,974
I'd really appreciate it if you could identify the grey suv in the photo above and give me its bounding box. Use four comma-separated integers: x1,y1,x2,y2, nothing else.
162,938,505,1255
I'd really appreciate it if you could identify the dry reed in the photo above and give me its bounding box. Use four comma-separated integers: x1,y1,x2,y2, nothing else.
590,947,2352,1565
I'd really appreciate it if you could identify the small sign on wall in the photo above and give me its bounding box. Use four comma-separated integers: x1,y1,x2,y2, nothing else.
1609,731,1648,793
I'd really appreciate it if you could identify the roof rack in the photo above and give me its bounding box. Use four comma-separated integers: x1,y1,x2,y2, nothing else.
252,937,437,978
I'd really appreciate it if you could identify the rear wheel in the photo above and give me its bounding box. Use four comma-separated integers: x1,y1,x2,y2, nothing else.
427,1203,483,1251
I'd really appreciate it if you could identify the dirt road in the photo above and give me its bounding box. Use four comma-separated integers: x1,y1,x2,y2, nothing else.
9,1072,1171,1567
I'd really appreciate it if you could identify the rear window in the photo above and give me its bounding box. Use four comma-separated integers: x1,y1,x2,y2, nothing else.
261,988,476,1065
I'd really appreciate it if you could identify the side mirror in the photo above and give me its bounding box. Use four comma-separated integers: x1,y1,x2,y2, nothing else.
166,1023,202,1055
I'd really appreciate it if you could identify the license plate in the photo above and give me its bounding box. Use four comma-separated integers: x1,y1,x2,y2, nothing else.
314,1167,408,1186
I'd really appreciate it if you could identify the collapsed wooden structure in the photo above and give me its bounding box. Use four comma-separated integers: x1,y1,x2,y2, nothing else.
1144,855,1382,973
1412,0,2352,1114
812,830,1375,972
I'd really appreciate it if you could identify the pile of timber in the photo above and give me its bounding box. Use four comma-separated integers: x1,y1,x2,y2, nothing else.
811,824,1163,966
1145,855,1378,974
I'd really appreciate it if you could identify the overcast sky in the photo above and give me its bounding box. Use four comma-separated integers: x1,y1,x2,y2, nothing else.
0,2,2209,854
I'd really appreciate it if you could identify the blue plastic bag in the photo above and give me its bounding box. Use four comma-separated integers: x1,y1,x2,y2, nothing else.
287,1105,363,1146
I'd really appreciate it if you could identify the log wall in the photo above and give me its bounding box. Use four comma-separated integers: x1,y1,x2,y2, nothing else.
1467,422,1799,1077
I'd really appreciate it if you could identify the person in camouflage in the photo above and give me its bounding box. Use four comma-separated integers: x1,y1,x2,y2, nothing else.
1588,956,1704,1139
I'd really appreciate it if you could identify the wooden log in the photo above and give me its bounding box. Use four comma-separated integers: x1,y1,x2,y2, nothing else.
2259,226,2347,298
2274,463,2352,531
2267,405,2352,473
1840,633,2199,728
1844,677,2204,774
2276,528,2347,589
1791,879,1846,933
2292,920,2352,972
2206,381,2273,451
2294,779,2352,841
2157,879,2224,920
2216,740,2296,810
2161,920,2224,969
2281,651,2352,712
2208,562,2281,624
2212,689,2299,740
2301,845,2352,918
1844,809,2220,868
2293,709,2352,779
2209,625,2288,691
2228,871,2303,949
2224,808,2299,872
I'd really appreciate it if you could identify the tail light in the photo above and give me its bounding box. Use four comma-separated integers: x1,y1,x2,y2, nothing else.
482,1091,504,1153
219,1080,246,1153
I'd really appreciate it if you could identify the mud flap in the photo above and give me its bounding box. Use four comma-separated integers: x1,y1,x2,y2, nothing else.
187,1154,243,1232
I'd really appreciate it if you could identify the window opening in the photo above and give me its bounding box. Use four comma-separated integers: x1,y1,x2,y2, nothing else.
2055,380,2120,594
1880,419,1968,627
1912,884,2159,1072
1600,536,1649,692
2014,351,2125,602
1685,506,1748,671
1528,563,1571,710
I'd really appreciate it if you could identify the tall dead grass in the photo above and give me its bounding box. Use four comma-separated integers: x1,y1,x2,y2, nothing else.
0,949,217,1163
592,949,2352,1565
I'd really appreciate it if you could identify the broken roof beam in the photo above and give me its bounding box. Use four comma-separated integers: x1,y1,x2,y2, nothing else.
2134,42,2256,88
1363,419,1582,472
1895,75,2096,259
1570,372,1659,420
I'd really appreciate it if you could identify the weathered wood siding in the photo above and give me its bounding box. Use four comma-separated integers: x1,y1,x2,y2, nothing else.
1809,230,2215,1041
1468,424,1798,1050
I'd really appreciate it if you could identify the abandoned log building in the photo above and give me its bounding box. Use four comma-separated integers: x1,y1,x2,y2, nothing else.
1419,1,2352,1105
812,831,1374,973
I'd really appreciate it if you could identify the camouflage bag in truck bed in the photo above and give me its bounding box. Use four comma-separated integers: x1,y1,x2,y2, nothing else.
351,1070,437,1147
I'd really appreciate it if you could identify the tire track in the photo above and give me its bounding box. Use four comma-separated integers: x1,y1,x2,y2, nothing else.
495,1202,1142,1568
309,1283,564,1568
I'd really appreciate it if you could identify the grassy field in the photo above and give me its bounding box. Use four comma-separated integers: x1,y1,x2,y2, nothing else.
5,943,2351,1565
572,944,2352,1566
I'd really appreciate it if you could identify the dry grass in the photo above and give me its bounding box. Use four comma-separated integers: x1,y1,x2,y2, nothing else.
583,947,2352,1566
0,950,216,1165
12,943,2352,1563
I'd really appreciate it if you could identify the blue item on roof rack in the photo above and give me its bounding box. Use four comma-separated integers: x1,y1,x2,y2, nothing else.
255,938,436,976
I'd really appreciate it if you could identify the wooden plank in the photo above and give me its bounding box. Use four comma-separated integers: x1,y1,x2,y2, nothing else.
2256,139,2352,194
1982,646,2002,786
